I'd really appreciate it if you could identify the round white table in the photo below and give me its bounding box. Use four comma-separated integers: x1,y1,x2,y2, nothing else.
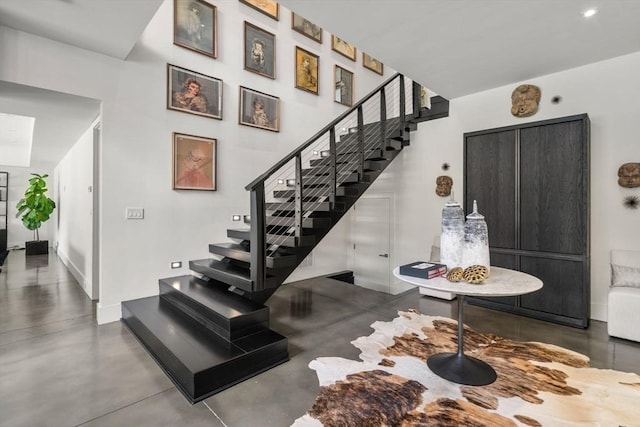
393,266,543,386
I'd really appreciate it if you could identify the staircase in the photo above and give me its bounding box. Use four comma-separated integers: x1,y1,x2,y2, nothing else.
122,73,449,403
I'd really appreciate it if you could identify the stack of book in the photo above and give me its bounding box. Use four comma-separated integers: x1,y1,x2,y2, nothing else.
399,261,448,279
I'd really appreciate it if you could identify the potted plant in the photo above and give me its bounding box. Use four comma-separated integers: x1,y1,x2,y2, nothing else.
16,173,56,255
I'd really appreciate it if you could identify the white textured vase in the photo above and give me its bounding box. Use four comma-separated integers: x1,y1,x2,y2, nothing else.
461,200,490,271
440,199,465,269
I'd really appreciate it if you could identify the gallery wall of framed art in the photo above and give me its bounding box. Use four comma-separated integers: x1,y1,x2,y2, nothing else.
166,0,395,191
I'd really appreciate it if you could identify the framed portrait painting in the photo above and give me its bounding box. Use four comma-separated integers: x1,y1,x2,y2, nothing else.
244,21,276,79
172,133,217,191
331,35,356,61
239,0,279,20
239,86,280,132
295,46,319,95
173,0,217,58
363,53,384,75
334,65,353,107
291,12,322,43
167,64,222,119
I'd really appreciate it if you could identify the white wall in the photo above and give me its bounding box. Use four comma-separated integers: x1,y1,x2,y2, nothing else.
365,52,640,322
53,119,97,299
0,1,391,323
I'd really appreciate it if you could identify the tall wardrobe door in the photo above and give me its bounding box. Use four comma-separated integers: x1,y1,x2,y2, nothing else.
465,130,516,250
519,121,587,255
520,257,586,320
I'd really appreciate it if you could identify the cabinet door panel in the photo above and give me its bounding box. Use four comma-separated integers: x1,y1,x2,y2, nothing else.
465,131,516,249
519,121,587,254
520,257,585,319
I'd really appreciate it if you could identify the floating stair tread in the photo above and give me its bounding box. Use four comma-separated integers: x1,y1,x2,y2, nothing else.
227,228,315,247
209,242,298,268
189,258,277,289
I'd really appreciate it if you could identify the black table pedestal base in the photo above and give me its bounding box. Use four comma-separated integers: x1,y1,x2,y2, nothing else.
427,352,497,386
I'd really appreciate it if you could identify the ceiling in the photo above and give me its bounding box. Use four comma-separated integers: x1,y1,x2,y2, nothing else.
280,0,640,98
1,0,639,168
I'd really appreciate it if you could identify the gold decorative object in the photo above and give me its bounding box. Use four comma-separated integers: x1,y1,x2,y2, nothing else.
511,84,541,117
463,265,489,284
446,267,464,282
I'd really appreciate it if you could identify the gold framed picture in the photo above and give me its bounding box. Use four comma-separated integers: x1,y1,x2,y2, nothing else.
331,35,356,61
363,53,383,75
173,0,217,58
291,12,322,43
295,46,319,95
334,65,353,107
239,0,279,20
167,64,222,119
172,133,217,191
244,21,276,79
239,86,280,132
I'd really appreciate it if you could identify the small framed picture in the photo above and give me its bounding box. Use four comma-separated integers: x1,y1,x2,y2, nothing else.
295,46,319,95
334,65,354,107
291,12,322,43
244,21,276,79
239,0,279,20
173,0,217,58
172,133,217,191
239,86,280,132
331,35,356,61
167,64,222,119
363,53,384,75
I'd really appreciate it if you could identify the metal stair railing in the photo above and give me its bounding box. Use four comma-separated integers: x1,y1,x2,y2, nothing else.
245,73,416,290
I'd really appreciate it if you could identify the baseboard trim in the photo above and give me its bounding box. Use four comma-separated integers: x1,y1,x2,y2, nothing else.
97,302,122,325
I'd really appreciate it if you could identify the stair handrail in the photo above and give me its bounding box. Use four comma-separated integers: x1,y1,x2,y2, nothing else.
245,72,404,191
246,72,413,291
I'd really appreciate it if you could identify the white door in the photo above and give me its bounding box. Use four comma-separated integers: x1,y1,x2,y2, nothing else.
351,197,390,293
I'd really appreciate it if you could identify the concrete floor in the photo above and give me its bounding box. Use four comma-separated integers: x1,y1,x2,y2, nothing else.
1,250,638,426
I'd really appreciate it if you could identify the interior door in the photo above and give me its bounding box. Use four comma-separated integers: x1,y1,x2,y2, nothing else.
351,197,390,293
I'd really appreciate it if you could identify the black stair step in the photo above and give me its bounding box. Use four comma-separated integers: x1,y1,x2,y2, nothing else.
274,187,345,198
209,242,298,269
264,215,331,229
122,296,288,403
265,201,332,212
227,228,315,247
159,275,269,341
189,258,277,291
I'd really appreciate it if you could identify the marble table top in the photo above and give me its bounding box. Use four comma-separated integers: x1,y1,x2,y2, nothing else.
393,266,543,297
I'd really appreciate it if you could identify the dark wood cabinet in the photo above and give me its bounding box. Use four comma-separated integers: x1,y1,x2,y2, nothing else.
463,114,590,328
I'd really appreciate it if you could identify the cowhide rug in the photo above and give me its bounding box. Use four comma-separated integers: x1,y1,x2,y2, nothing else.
292,310,640,427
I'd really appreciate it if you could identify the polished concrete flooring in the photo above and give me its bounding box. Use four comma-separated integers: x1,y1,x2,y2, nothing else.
1,250,638,426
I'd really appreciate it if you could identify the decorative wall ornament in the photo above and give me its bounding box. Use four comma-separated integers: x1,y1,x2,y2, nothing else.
461,200,490,271
511,84,541,117
441,163,450,171
617,162,640,188
435,175,452,197
440,198,464,269
623,195,639,209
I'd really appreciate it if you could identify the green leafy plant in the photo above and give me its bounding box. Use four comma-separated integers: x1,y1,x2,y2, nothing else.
15,173,56,241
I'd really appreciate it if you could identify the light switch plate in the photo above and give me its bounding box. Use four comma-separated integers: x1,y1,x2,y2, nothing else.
126,207,144,219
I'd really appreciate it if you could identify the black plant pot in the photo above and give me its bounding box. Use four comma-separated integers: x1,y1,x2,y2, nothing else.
25,240,49,256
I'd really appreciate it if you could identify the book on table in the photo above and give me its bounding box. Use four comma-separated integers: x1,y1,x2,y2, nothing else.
399,261,448,279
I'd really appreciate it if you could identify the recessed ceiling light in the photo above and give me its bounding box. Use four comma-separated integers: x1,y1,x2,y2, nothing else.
583,8,597,18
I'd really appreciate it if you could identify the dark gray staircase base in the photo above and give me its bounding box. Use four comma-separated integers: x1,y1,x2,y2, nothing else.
122,294,288,403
